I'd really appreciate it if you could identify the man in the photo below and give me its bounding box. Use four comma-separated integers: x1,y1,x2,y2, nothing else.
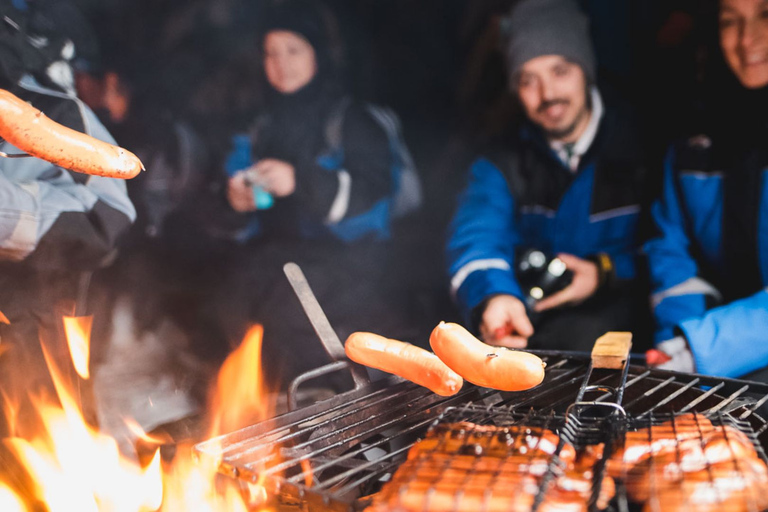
446,0,649,351
644,0,768,379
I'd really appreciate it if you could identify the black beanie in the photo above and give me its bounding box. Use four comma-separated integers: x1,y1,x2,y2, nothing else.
259,0,329,59
504,0,596,84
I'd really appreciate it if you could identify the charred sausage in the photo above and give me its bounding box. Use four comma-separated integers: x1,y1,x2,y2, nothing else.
345,332,464,396
429,322,545,392
0,89,144,179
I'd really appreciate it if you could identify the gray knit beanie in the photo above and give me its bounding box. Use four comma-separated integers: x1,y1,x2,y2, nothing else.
504,0,596,84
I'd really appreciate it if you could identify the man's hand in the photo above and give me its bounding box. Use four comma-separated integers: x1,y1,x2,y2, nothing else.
534,253,599,312
479,295,534,348
252,158,296,197
227,172,256,212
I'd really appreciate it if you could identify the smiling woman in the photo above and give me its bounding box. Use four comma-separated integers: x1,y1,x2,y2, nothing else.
718,0,768,89
642,0,768,378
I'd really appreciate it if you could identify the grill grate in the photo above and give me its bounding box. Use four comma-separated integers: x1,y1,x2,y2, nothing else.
195,352,768,511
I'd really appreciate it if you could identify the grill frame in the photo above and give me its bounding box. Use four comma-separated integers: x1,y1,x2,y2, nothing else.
194,352,768,511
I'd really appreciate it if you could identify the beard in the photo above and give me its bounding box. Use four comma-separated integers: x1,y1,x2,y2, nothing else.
536,90,593,141
541,102,590,141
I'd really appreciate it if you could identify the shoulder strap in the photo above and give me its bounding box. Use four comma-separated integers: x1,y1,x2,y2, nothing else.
324,97,353,149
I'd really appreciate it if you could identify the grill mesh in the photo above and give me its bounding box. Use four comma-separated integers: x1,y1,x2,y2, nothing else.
195,353,768,511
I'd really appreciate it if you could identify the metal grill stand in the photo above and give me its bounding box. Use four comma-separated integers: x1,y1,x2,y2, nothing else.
194,265,768,512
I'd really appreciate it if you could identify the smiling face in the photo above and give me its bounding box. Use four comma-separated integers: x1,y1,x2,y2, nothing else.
515,55,591,143
263,30,317,94
720,0,768,89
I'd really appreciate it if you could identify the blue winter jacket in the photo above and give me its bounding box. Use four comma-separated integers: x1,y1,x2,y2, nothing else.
447,96,646,325
644,136,768,378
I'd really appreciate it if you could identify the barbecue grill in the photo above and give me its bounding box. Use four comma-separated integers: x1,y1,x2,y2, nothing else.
194,264,768,511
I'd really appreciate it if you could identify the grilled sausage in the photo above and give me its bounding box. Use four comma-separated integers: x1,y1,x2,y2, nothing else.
345,332,464,396
429,322,545,392
0,89,144,179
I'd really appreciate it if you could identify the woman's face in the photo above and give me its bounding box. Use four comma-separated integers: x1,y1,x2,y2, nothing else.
263,30,317,94
720,0,768,89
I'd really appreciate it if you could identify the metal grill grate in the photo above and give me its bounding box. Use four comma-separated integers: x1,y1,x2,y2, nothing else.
195,352,768,511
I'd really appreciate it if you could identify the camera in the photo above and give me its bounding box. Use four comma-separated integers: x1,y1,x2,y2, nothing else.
516,249,573,312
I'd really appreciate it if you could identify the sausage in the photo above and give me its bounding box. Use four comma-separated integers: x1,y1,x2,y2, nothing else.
344,332,463,396
0,89,144,179
429,322,545,392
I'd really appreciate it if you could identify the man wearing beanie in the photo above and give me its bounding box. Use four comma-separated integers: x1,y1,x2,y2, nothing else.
446,0,650,351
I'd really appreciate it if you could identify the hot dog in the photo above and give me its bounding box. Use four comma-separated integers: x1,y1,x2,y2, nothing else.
0,89,144,179
344,332,464,396
429,322,545,392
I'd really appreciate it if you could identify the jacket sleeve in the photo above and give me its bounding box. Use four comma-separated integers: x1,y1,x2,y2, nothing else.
446,158,524,324
294,104,392,240
678,289,768,377
643,149,716,343
0,103,136,270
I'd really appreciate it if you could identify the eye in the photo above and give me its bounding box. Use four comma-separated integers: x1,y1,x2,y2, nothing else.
719,14,738,29
552,64,571,77
518,74,535,89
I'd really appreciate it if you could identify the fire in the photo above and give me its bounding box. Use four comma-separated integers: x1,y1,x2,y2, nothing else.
62,316,93,380
210,324,271,437
0,483,25,512
0,316,278,511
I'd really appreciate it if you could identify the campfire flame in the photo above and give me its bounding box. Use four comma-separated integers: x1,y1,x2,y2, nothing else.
0,482,26,512
0,316,278,511
62,316,92,380
210,324,270,437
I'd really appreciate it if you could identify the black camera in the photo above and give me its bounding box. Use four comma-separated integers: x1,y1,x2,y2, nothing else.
516,249,573,312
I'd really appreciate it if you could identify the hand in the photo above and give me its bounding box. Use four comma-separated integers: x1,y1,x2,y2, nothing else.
252,158,296,197
534,253,599,312
647,336,695,373
227,172,256,212
479,295,534,348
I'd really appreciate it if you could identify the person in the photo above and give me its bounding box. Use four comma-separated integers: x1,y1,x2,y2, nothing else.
446,0,650,352
0,0,135,416
206,0,421,390
644,0,768,379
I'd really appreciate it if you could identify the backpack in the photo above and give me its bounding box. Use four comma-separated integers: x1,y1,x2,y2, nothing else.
324,98,422,219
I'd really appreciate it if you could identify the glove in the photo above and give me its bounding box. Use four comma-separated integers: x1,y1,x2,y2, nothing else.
646,336,695,373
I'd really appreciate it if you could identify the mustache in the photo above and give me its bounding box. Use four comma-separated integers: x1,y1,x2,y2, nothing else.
538,99,570,113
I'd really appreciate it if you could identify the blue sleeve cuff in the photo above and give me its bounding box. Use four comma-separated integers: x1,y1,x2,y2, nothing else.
456,268,524,323
679,290,768,378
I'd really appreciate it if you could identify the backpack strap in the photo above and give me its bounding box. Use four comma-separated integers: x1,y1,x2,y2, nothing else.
324,97,353,150
323,98,422,219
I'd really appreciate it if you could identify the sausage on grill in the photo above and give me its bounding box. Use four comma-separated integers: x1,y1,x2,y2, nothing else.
345,332,464,396
365,421,614,512
0,89,144,179
429,322,545,391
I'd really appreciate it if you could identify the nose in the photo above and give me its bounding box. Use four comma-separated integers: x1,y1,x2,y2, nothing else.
538,77,555,102
740,17,763,51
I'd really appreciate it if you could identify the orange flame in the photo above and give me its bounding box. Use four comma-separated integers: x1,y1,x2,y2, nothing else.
0,318,277,511
62,316,93,380
209,324,273,437
0,483,26,512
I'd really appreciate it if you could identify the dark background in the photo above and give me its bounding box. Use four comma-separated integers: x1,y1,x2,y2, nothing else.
60,0,708,351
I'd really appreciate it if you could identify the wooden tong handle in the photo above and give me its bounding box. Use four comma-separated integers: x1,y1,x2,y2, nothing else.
591,332,632,370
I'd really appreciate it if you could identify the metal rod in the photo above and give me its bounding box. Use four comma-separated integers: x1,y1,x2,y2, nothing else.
283,262,369,390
